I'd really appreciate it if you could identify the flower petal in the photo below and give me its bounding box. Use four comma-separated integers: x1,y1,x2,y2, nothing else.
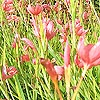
40,58,57,81
54,66,64,80
89,57,100,68
21,38,36,51
30,18,40,37
64,40,70,67
27,5,42,15
89,41,100,63
20,54,30,62
54,66,64,75
2,65,7,80
77,37,93,63
7,66,18,77
74,54,84,68
2,66,18,80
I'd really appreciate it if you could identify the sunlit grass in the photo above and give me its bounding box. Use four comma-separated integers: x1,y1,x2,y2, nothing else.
0,0,100,100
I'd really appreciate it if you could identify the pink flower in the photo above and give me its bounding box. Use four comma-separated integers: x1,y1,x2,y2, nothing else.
69,19,88,36
6,15,19,22
42,4,51,11
75,19,88,36
40,58,64,81
27,5,42,15
40,58,57,81
30,18,40,37
11,33,20,48
83,11,89,20
60,33,67,43
2,65,18,80
2,0,14,13
74,54,84,68
31,17,57,40
53,1,59,13
57,20,63,25
12,41,16,48
21,38,36,52
32,58,36,65
44,19,57,40
40,58,63,99
54,66,64,80
86,0,89,3
75,36,100,69
65,0,70,5
64,40,70,67
20,54,30,62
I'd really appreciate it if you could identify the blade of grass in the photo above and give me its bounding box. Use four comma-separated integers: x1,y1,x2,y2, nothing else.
14,75,25,100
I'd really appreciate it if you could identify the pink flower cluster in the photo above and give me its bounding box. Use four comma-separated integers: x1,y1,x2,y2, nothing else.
75,36,100,69
2,0,14,13
2,0,20,22
2,65,18,80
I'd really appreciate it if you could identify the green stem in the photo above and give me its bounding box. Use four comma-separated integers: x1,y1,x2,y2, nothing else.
65,67,70,100
53,80,63,100
71,66,88,100
71,76,83,100
70,0,76,49
79,0,83,24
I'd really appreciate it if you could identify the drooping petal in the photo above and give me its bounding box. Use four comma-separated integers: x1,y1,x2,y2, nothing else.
30,18,40,37
2,66,18,80
89,41,100,63
40,58,57,81
89,57,100,69
77,36,93,63
64,40,70,67
21,38,36,51
74,54,84,68
77,36,84,52
82,44,93,63
54,66,64,80
27,5,34,14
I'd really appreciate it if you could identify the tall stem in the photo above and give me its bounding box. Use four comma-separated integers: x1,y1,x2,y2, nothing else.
71,66,88,100
65,67,70,100
79,0,83,24
53,80,63,100
71,76,83,100
70,0,76,49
